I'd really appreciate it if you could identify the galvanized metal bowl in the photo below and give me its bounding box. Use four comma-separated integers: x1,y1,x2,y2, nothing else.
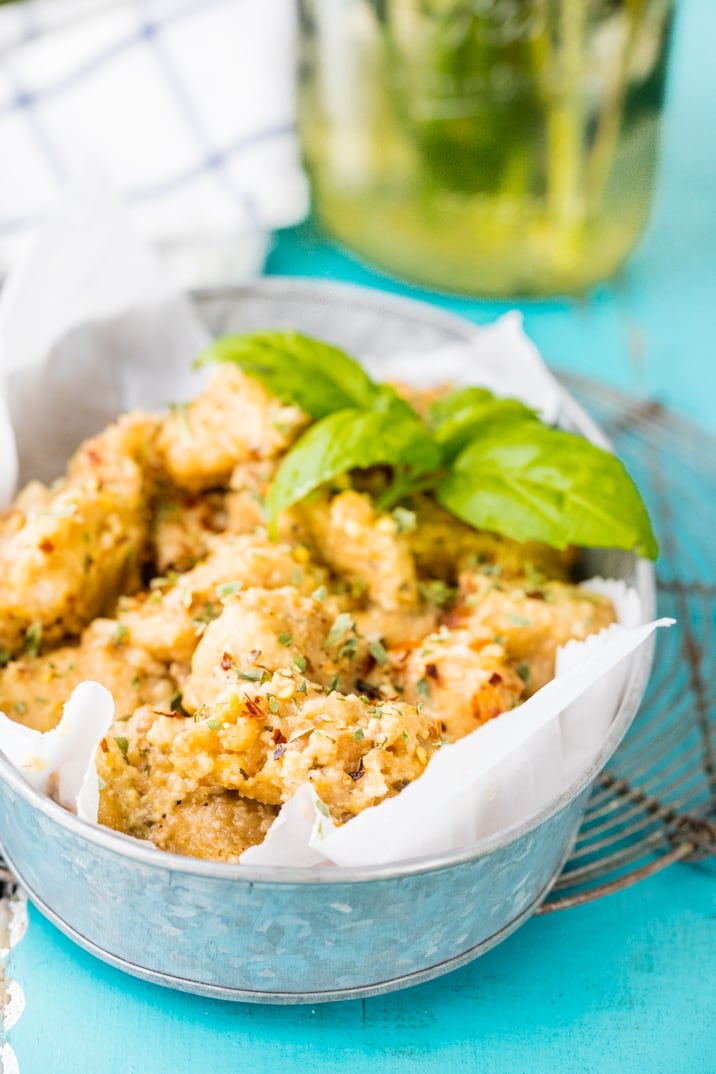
0,280,656,1003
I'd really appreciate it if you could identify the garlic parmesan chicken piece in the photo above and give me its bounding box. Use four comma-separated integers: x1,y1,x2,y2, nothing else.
151,487,227,574
0,414,155,658
97,706,278,862
0,618,174,733
449,572,616,693
119,679,441,832
156,365,308,492
390,629,526,742
117,534,327,666
182,587,369,712
301,491,419,610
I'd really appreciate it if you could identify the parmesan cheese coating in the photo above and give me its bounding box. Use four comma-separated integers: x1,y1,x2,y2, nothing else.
0,414,155,657
0,367,617,861
156,366,308,491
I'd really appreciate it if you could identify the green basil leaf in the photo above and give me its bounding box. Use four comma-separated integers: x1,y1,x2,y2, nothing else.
436,420,658,559
267,403,442,529
428,387,539,462
198,331,382,418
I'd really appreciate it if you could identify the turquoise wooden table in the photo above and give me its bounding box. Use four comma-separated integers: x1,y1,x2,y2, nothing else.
7,0,716,1070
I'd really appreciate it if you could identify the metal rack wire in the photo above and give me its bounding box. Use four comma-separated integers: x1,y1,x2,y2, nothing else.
539,375,716,911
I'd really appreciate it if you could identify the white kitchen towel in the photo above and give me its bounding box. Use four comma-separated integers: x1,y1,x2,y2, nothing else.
0,0,308,286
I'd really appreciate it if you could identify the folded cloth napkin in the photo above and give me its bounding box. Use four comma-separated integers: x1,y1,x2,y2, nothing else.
0,0,308,286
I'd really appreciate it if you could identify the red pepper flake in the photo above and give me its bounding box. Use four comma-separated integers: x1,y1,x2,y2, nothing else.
244,697,264,718
272,728,286,744
425,662,439,681
526,590,545,601
38,538,54,554
220,651,234,670
99,737,109,753
488,672,503,686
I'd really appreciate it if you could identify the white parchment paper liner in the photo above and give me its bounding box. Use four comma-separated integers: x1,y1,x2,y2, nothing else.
0,194,670,867
0,683,113,821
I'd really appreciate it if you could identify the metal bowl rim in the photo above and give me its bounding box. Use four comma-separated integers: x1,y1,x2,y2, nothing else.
0,277,657,885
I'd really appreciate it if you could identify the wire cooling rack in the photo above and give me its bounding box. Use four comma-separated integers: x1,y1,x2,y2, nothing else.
539,374,716,911
0,375,713,912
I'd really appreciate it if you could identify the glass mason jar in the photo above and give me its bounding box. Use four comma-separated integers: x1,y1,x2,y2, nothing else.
298,0,675,296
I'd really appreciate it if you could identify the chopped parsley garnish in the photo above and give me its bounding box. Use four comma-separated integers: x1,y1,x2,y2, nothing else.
516,662,531,685
23,622,43,658
288,727,314,743
312,584,327,602
353,728,365,742
339,636,358,660
294,654,307,673
192,603,220,636
216,581,243,598
235,668,267,683
0,648,10,669
368,639,388,666
278,632,293,647
416,678,431,701
324,612,353,649
268,695,280,714
114,736,129,761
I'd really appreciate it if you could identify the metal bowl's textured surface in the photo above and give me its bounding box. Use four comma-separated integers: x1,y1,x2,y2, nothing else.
0,766,589,1001
0,280,655,1002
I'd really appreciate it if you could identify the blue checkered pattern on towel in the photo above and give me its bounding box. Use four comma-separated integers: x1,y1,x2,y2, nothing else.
0,0,307,278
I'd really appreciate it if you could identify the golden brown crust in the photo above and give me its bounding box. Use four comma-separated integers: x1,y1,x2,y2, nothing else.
0,368,617,862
